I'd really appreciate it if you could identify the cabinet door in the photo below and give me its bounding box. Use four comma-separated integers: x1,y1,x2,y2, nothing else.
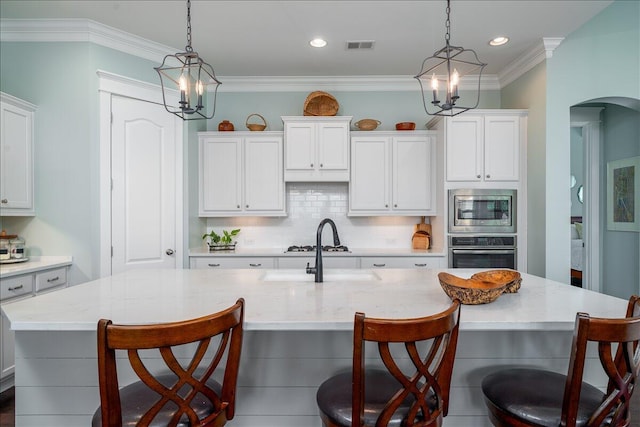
1,310,14,380
484,116,520,181
349,136,390,212
284,122,315,171
0,95,35,215
392,135,435,212
244,136,284,212
446,116,483,181
317,121,349,171
199,136,242,214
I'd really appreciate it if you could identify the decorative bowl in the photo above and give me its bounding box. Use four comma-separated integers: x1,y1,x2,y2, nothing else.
395,122,416,131
354,119,381,131
471,270,522,293
437,272,507,305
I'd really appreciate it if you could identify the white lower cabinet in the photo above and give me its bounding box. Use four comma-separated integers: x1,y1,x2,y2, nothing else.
198,132,285,217
1,264,69,392
349,131,437,216
277,256,358,269
190,257,275,269
361,257,444,269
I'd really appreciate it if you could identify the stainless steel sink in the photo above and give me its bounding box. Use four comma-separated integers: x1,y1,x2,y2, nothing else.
261,269,380,282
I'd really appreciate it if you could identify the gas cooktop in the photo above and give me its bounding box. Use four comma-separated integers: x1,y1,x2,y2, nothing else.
285,245,350,253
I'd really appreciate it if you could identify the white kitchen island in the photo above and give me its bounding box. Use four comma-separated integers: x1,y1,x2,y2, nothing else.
2,268,630,426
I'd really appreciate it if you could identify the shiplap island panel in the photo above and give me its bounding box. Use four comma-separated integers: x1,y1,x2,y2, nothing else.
3,268,628,426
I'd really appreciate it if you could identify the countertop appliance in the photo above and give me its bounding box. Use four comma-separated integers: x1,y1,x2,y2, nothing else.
448,189,516,234
448,235,517,269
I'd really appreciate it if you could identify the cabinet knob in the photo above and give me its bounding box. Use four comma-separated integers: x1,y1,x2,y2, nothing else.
1,199,7,204
394,204,398,208
320,163,323,168
415,263,427,267
486,174,490,178
310,163,314,167
208,263,221,267
8,284,24,291
237,205,240,209
476,175,481,178
373,263,386,267
249,263,262,267
46,276,60,282
385,204,389,208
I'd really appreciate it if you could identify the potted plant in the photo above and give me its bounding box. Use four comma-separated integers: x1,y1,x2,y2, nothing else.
202,229,240,251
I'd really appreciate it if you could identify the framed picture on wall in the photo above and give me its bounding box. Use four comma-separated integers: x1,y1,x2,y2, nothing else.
607,156,640,232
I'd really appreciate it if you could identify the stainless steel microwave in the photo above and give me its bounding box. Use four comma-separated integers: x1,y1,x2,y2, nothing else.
448,189,517,233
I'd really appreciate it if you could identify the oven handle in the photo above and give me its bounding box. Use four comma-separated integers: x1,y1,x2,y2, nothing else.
450,249,515,255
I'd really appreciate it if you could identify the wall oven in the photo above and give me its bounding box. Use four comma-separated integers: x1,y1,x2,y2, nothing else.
448,189,516,234
448,235,517,269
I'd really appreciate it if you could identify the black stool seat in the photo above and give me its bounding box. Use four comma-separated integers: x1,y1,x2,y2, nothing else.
92,373,222,427
482,368,605,427
317,369,432,427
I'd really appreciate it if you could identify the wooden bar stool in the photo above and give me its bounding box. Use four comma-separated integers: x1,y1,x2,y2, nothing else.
92,298,245,427
481,295,640,427
316,299,461,427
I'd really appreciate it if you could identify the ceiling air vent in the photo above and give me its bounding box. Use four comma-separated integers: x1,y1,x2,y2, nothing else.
346,40,375,50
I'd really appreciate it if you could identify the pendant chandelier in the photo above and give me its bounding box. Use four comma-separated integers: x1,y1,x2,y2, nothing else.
155,0,221,121
415,0,486,117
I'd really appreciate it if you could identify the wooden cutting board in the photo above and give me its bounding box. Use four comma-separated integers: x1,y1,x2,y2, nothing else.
412,217,431,249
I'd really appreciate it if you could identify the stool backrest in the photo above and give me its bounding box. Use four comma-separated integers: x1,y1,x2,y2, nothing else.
352,299,461,427
96,298,245,427
562,295,640,427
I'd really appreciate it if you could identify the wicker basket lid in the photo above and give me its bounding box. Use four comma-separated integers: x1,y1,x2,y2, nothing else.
303,91,339,116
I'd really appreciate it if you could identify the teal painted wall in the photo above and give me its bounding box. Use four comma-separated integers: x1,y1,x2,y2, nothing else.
0,42,163,284
545,0,640,283
501,61,547,276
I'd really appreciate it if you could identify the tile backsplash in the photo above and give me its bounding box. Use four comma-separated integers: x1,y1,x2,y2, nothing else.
203,183,428,249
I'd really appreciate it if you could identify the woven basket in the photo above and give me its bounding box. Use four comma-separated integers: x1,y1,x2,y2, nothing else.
246,113,267,131
303,91,339,116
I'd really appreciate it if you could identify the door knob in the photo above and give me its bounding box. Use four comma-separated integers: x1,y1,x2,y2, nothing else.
166,249,174,255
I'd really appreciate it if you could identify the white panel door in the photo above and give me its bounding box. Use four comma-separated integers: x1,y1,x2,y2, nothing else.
393,136,432,211
484,116,520,181
111,96,179,274
446,116,483,181
284,122,314,171
244,135,283,212
318,121,349,170
350,136,389,211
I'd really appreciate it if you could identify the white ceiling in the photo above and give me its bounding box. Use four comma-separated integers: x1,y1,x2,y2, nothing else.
0,0,613,78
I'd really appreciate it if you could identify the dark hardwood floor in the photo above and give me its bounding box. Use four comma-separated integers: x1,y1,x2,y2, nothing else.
0,385,638,426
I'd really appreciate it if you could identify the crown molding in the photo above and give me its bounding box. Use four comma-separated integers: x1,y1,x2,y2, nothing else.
499,37,564,87
216,75,501,93
2,18,501,92
1,18,174,63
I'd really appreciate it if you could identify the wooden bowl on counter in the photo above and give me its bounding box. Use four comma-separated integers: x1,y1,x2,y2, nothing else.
471,269,522,293
438,272,508,305
395,122,416,131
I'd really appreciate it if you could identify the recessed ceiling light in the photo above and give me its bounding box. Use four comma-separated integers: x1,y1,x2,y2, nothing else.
310,38,327,48
489,36,509,46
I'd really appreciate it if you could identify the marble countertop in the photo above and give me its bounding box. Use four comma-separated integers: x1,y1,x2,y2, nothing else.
189,247,446,257
0,255,72,278
2,268,628,332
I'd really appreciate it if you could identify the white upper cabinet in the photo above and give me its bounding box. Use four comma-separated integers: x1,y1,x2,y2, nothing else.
199,132,285,217
282,116,352,182
445,112,523,182
1,93,36,216
349,131,437,216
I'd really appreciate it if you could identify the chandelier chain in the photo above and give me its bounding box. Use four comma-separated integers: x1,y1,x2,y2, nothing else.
445,0,451,43
186,0,193,52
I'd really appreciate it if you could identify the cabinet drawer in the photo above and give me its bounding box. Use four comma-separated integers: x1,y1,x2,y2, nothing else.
277,256,358,269
361,257,443,269
35,267,68,293
1,274,34,301
191,257,275,269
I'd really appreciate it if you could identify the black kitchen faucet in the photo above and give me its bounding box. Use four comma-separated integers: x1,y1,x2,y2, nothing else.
306,218,341,283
